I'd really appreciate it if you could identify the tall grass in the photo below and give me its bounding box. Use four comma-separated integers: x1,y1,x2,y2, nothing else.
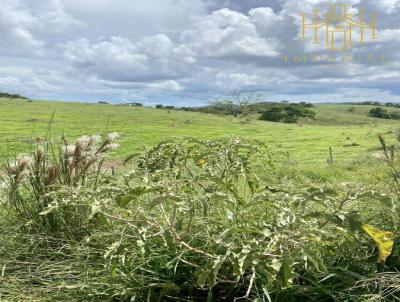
2,132,119,238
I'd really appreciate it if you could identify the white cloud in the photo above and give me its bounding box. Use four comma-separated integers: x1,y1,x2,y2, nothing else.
0,0,399,104
62,7,283,87
249,7,283,28
372,0,400,13
31,0,83,33
0,0,81,58
0,1,44,56
181,8,281,59
63,34,195,82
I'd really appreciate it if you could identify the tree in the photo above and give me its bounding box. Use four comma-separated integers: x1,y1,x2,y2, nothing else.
0,92,28,100
129,102,143,107
368,107,388,119
259,105,316,123
209,91,263,117
298,101,314,108
368,107,400,120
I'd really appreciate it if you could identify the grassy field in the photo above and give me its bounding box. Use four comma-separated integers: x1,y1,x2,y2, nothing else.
2,98,400,301
1,98,398,165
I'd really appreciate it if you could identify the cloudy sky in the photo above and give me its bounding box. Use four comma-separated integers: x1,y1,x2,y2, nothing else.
0,0,399,105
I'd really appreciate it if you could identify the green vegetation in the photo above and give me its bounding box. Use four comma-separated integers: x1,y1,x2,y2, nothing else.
0,92,28,99
2,97,400,300
369,107,400,120
259,104,315,123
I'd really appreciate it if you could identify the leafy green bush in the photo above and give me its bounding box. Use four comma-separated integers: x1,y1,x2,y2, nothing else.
369,107,389,118
97,138,383,301
259,105,315,123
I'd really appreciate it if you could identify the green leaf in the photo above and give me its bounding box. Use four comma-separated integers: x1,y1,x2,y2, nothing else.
280,253,294,288
116,194,135,207
196,269,209,288
148,283,180,291
209,256,224,286
304,250,327,272
110,263,117,279
271,259,282,272
233,247,251,277
116,187,150,207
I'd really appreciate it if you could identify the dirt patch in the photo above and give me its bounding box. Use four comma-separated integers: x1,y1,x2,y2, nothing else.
101,160,124,175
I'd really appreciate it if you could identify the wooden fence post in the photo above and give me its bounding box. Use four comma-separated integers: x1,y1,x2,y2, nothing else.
327,147,333,165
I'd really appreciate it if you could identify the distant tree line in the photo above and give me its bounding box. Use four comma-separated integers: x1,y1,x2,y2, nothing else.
97,91,317,124
99,102,144,106
355,101,400,108
155,104,175,110
0,92,28,99
154,92,315,124
116,102,143,107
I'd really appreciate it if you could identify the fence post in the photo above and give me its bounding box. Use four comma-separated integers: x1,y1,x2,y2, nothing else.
327,147,333,165
390,145,396,161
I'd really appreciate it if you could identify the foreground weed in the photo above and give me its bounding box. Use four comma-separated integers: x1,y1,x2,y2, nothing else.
2,133,119,238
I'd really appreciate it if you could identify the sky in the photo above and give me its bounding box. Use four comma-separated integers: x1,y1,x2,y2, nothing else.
0,0,399,106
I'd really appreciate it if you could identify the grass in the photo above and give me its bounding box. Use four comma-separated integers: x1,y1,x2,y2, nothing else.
0,98,398,167
1,98,400,301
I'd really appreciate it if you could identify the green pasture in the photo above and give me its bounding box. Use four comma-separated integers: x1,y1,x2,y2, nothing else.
0,98,398,166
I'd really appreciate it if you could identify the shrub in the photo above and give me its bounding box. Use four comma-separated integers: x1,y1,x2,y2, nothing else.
369,107,389,118
100,138,375,301
259,105,315,123
368,107,400,120
389,112,400,120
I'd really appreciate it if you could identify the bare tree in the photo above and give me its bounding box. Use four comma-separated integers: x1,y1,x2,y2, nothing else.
210,90,263,118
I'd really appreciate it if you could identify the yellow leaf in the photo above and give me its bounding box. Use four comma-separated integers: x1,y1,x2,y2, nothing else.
362,224,394,263
196,158,207,168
